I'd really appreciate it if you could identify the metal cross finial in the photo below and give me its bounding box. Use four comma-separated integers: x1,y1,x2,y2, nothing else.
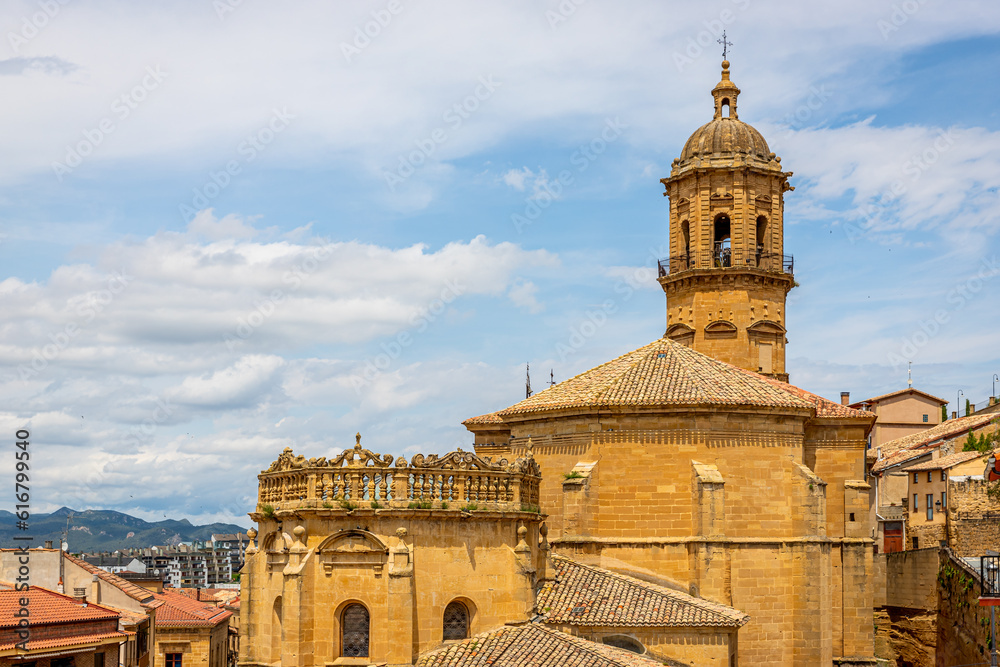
718,31,733,60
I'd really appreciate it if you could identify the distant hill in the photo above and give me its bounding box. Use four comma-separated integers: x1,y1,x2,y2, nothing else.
0,507,246,552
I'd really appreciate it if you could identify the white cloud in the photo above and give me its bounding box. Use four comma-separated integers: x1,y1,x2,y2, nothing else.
508,278,543,313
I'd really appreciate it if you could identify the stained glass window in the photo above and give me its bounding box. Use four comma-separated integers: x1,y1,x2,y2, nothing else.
342,604,369,657
443,601,469,641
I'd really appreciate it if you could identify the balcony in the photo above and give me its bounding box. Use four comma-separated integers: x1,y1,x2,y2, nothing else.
658,249,793,276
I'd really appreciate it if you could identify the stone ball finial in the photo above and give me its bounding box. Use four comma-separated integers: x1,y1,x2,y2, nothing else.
721,59,730,70
355,432,362,449
396,527,408,539
768,152,776,160
517,526,528,538
293,525,305,539
247,528,257,540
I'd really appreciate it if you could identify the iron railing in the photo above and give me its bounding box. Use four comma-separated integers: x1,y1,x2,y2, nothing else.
658,249,793,277
982,552,1000,598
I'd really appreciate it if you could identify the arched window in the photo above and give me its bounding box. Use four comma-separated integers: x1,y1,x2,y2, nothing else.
603,635,645,654
755,215,768,267
442,601,469,641
680,220,691,268
714,215,731,267
341,604,369,658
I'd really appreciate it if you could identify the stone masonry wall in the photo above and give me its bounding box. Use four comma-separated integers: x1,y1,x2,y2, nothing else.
948,477,1000,557
935,548,994,667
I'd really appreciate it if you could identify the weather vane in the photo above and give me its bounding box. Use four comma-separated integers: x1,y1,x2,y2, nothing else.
717,31,732,60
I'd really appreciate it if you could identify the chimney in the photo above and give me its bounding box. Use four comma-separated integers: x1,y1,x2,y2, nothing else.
990,397,998,407
91,574,100,603
840,392,850,406
44,540,53,549
72,587,87,602
952,411,958,420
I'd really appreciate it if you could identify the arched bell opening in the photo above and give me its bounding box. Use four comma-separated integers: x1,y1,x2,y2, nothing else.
713,215,731,268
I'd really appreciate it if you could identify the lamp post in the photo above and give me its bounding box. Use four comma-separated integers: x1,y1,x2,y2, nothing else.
958,389,965,418
994,373,999,400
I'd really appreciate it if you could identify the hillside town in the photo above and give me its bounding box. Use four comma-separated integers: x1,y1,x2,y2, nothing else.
1,5,997,666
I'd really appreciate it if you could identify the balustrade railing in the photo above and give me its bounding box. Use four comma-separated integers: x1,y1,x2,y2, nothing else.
657,250,793,276
257,436,540,513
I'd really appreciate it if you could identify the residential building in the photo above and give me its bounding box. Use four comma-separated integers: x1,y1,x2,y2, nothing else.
210,535,248,578
849,387,948,450
868,413,1000,552
82,554,147,575
0,587,131,667
154,590,232,667
904,450,987,549
0,550,161,667
138,546,232,589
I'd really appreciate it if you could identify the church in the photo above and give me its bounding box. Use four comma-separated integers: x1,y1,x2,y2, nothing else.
237,60,877,666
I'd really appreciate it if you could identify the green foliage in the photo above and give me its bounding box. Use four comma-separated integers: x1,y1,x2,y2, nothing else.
370,500,383,509
461,503,480,512
987,482,1000,502
440,502,449,510
261,504,276,520
339,499,358,511
520,503,540,513
322,502,333,509
966,398,972,416
407,500,433,510
942,404,948,422
963,428,998,453
563,471,583,480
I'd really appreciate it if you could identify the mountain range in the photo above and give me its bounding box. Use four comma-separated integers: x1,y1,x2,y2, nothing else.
0,507,246,553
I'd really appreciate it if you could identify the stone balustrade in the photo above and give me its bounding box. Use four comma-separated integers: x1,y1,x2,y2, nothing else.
256,434,541,513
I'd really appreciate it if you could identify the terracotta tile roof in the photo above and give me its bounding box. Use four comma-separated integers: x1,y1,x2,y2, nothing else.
474,338,870,422
63,553,161,608
415,622,664,667
0,630,131,653
851,388,948,406
871,414,999,473
905,449,990,472
462,412,505,426
154,590,232,628
0,587,120,627
537,555,748,628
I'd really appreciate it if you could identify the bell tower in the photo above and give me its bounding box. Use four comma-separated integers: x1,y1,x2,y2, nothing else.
658,60,795,381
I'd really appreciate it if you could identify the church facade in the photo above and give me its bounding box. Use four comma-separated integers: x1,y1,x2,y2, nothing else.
238,61,878,666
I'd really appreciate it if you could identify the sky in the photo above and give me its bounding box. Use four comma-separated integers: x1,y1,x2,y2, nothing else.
0,0,998,528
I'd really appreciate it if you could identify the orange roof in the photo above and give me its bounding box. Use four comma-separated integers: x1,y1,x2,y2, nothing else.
537,555,748,628
851,387,948,407
63,553,161,608
0,630,130,653
467,338,871,423
154,591,232,628
0,587,120,628
871,414,998,474
905,450,989,473
416,622,664,667
462,412,504,426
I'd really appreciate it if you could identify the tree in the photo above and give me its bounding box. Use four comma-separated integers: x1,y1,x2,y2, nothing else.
966,398,972,416
942,404,948,422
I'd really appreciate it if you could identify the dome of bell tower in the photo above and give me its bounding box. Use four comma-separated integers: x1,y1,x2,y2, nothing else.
674,61,778,172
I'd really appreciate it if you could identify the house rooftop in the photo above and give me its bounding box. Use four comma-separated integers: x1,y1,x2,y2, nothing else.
537,555,749,628
905,449,990,473
415,622,664,667
153,590,232,628
850,387,948,407
871,414,998,474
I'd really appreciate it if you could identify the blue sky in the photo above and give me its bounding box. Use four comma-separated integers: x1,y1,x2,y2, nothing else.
1,0,998,527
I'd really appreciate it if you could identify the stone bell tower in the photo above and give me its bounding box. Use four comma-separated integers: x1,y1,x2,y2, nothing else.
658,60,795,382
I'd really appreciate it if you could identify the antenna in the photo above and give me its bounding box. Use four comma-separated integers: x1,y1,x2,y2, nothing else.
525,363,532,399
550,369,555,388
908,361,912,388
